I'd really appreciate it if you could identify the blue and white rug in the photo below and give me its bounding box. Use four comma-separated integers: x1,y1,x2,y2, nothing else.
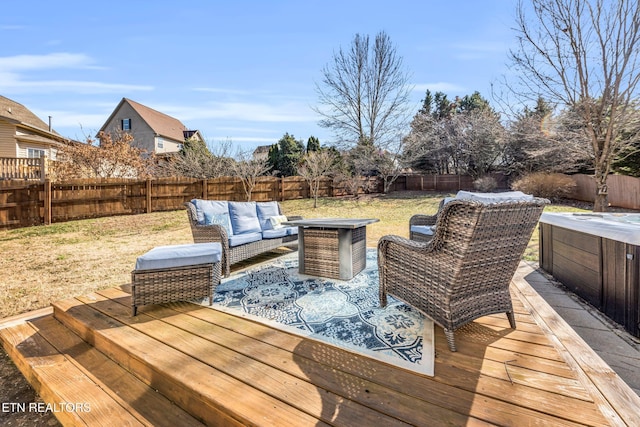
207,249,434,376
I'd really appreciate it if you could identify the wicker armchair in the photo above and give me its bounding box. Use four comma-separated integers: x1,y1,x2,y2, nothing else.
379,198,548,351
409,198,446,242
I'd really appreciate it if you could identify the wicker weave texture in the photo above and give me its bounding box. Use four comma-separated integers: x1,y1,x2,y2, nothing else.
301,226,367,279
303,229,340,277
379,198,548,351
131,261,222,316
184,201,299,276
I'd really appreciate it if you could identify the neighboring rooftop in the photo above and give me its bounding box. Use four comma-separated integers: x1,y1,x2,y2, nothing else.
100,98,200,142
0,95,60,135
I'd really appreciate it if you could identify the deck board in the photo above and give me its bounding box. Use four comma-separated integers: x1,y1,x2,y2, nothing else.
72,287,611,426
2,261,639,426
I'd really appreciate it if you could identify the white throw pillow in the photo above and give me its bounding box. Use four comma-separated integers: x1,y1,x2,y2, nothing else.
269,215,288,229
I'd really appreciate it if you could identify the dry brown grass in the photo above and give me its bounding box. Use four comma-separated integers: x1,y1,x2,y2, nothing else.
0,212,192,318
0,191,587,319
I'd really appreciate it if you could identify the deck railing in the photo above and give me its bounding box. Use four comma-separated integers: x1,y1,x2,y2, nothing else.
0,157,47,181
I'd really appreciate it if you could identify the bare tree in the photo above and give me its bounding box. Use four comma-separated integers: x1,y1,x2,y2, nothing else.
403,107,505,178
298,150,336,208
51,131,151,179
314,31,412,149
505,107,591,175
157,138,233,178
231,151,271,201
510,0,640,211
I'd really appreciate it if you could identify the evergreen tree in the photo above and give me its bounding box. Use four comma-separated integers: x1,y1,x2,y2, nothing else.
268,133,304,176
306,136,320,152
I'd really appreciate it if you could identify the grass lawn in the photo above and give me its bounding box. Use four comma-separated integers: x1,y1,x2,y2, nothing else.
0,191,588,319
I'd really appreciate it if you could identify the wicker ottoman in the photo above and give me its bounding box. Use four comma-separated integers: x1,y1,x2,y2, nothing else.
131,242,222,316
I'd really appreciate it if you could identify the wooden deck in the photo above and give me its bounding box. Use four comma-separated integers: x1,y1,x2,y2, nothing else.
2,262,639,426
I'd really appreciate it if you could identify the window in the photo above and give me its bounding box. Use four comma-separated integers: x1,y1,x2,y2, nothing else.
157,137,164,149
121,118,131,131
27,148,46,158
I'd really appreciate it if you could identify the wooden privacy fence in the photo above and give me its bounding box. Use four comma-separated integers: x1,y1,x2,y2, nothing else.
0,174,493,230
568,174,640,210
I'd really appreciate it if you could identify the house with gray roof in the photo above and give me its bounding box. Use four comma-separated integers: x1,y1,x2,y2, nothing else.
98,98,203,155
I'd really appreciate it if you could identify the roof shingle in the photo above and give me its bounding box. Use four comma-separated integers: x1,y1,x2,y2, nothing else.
124,98,188,141
0,95,58,134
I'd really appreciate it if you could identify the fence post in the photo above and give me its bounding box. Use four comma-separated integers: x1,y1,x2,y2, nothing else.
280,177,285,201
202,179,207,199
40,157,48,182
43,179,52,225
146,179,152,213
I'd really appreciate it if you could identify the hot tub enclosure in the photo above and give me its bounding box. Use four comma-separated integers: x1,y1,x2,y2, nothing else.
539,213,640,338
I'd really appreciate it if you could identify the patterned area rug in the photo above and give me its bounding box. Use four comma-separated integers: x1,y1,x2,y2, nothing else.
208,248,434,376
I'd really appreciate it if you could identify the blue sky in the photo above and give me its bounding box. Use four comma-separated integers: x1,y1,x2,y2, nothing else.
1,1,517,153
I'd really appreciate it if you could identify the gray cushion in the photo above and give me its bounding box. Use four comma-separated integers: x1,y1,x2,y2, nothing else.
262,228,289,239
192,199,229,226
454,191,534,203
204,211,232,236
286,226,298,236
228,231,262,247
228,201,261,234
410,225,434,236
135,243,222,271
256,201,280,230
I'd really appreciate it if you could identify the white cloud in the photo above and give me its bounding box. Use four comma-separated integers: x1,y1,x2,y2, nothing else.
156,101,317,123
0,53,153,94
209,136,276,143
0,76,153,94
215,126,279,134
449,41,510,61
413,82,467,93
34,111,106,130
192,87,253,95
0,53,97,71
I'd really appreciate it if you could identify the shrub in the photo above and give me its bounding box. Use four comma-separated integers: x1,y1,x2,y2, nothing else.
473,176,498,192
511,172,576,201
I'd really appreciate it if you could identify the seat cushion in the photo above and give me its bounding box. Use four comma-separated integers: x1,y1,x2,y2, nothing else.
228,202,261,234
135,243,222,271
262,226,297,239
256,201,281,230
410,225,434,236
228,231,263,247
454,191,534,203
286,226,298,236
262,228,289,239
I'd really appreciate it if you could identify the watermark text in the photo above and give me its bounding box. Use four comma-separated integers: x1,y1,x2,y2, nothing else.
2,402,91,413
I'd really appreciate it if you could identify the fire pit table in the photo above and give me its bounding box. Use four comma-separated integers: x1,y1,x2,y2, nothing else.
283,218,379,280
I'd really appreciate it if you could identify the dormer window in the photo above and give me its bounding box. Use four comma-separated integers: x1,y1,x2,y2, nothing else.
121,118,131,131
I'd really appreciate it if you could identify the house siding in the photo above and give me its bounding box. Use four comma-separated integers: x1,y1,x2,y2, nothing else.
0,121,17,157
101,103,157,153
155,136,182,154
16,141,57,160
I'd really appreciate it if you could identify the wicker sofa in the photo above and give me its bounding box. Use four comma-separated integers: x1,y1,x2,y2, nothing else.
184,200,301,276
379,196,548,351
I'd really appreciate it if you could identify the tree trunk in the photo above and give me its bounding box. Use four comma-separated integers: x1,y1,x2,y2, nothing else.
593,169,608,212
